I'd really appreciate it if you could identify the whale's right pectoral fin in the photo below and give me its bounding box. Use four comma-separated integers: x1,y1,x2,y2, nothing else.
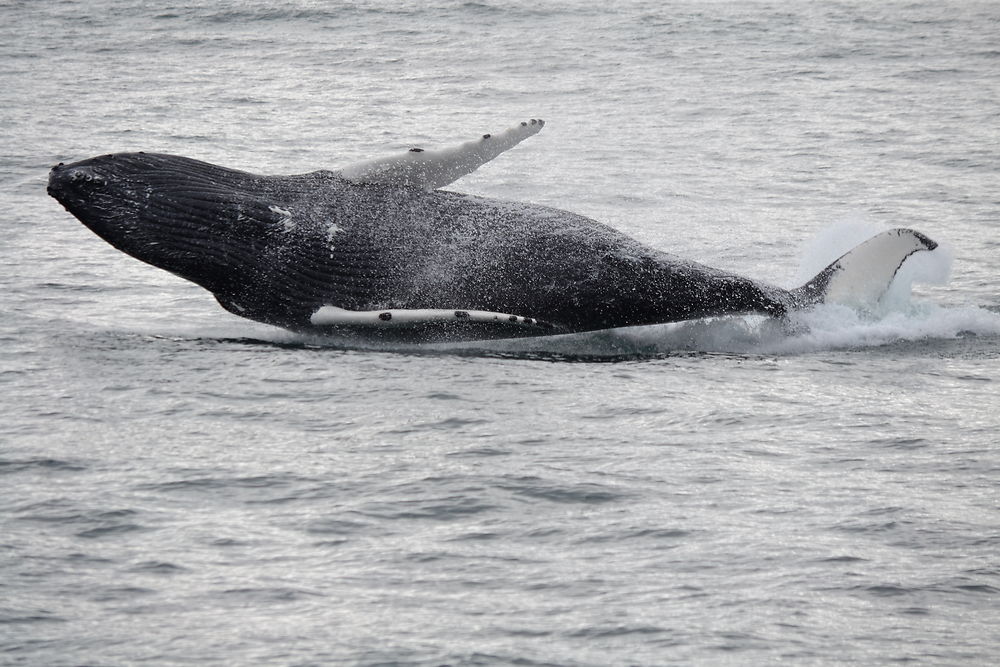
310,305,561,341
337,119,545,190
791,228,938,308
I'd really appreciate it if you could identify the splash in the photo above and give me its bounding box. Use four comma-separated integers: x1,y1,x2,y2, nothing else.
793,216,953,303
441,302,1000,359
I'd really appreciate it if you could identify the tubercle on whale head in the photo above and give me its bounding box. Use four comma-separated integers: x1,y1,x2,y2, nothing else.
48,163,107,193
48,155,136,240
48,155,125,209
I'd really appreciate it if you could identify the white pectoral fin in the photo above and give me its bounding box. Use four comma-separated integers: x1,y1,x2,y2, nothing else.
792,228,939,307
311,305,557,331
338,119,545,189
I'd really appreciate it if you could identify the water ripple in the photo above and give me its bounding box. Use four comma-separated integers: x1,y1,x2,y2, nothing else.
0,457,87,474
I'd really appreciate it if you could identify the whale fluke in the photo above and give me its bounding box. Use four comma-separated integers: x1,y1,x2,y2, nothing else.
792,229,938,308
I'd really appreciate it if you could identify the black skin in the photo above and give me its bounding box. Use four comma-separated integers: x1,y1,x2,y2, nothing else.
48,152,791,341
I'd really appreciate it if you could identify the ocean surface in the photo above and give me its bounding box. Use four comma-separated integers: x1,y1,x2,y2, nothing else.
2,1,999,664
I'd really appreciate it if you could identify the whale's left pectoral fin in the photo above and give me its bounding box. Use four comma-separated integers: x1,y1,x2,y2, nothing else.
791,228,938,308
310,305,560,340
338,119,545,190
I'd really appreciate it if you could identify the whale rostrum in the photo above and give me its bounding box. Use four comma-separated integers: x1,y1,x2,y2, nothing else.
48,120,937,342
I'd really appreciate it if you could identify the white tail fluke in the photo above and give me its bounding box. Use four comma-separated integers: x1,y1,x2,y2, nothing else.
791,229,938,308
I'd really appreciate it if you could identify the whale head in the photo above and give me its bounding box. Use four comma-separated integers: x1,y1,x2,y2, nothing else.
48,152,284,296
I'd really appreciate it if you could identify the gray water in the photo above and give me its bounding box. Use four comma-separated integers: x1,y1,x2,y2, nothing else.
3,1,1000,665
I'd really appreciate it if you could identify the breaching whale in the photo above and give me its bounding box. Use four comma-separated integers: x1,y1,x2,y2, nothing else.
48,119,937,343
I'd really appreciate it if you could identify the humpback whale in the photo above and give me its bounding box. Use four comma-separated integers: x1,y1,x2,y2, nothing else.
48,119,937,342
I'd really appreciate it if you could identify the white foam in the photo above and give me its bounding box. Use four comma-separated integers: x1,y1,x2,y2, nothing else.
446,302,1000,358
326,223,342,243
759,302,1000,355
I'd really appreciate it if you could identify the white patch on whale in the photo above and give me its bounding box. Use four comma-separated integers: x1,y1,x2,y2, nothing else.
269,205,294,232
